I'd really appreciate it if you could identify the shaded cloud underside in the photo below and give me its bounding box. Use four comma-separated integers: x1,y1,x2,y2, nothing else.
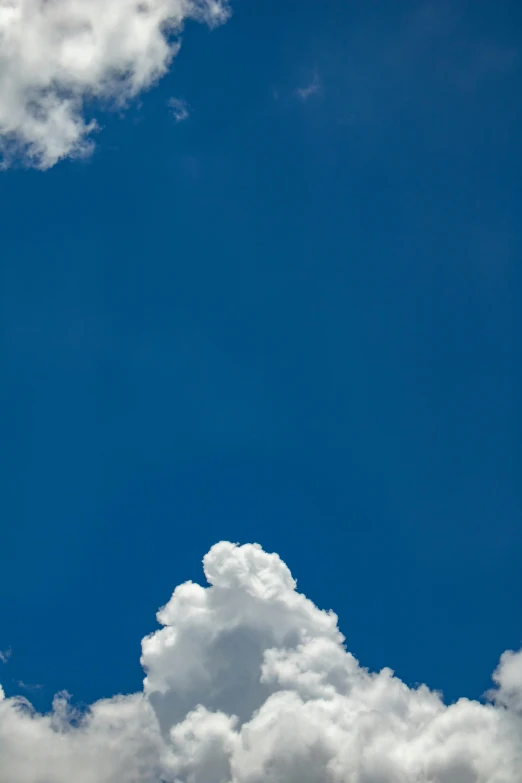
0,541,521,782
0,0,229,169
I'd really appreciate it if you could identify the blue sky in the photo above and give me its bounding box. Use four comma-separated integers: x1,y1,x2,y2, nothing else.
1,0,520,738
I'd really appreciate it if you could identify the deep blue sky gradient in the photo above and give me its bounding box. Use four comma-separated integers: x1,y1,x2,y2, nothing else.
1,0,521,711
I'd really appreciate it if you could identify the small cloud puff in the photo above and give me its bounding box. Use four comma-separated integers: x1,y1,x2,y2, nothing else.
0,0,230,169
0,541,521,782
296,71,322,101
168,97,190,122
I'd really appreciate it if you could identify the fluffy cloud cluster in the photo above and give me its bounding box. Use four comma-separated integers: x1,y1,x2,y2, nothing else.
1,541,521,782
0,0,229,168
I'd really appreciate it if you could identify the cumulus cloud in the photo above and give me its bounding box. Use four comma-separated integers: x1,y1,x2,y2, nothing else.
1,541,521,782
0,0,229,169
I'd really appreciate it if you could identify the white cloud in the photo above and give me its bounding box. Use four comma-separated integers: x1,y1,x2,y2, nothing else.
1,541,521,782
0,649,11,664
296,71,321,101
168,96,190,122
0,0,229,169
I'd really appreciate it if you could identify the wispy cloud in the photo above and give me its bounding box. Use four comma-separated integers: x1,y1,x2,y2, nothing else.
0,648,11,664
168,98,190,123
296,71,322,101
16,680,43,693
